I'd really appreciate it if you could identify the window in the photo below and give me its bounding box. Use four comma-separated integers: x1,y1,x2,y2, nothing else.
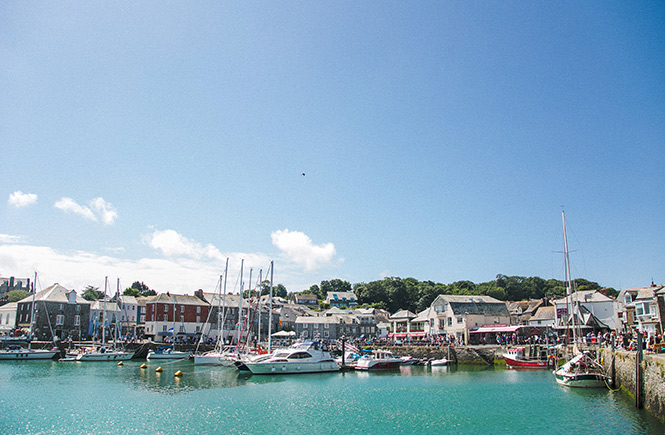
74,315,80,326
457,317,463,324
448,318,452,326
196,316,200,323
324,331,329,338
164,305,168,312
303,323,308,328
76,305,81,312
180,315,184,323
162,325,167,332
180,305,185,314
430,319,434,328
324,323,329,329
179,325,184,332
163,315,168,322
59,304,64,311
196,326,200,332
56,314,64,325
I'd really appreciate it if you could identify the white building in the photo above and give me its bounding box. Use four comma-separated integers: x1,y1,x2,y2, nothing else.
552,290,618,332
0,302,17,335
426,294,511,345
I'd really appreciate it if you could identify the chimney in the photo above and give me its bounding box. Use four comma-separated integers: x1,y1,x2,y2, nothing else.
9,277,14,289
194,289,204,301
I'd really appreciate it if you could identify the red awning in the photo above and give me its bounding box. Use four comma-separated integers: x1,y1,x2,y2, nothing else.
470,326,521,334
409,332,426,337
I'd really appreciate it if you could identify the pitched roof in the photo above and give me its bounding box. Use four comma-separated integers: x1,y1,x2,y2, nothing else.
390,309,417,320
553,290,614,305
17,284,88,305
150,293,209,306
530,306,555,321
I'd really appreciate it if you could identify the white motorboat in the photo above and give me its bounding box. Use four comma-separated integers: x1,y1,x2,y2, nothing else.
147,346,191,360
336,351,361,368
355,350,402,371
244,341,339,375
75,346,134,361
0,344,59,360
400,355,418,365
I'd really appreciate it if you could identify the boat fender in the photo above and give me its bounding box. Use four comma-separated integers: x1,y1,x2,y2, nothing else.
156,367,163,372
117,361,124,366
140,364,147,369
174,370,183,377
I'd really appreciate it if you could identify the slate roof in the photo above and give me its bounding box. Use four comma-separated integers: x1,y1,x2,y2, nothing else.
530,306,555,321
17,283,88,305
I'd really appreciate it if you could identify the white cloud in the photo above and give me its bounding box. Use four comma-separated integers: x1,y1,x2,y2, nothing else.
0,234,25,243
8,191,37,208
0,243,271,295
271,229,336,272
90,197,118,225
54,197,117,225
143,229,224,261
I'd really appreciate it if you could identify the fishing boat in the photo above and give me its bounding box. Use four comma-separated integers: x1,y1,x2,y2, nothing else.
244,340,339,375
504,347,549,369
76,278,134,361
552,211,608,388
355,349,402,370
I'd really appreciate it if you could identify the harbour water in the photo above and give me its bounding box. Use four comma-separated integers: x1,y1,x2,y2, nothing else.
1,361,663,434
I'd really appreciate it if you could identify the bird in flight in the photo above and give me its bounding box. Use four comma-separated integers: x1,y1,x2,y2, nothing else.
301,173,305,176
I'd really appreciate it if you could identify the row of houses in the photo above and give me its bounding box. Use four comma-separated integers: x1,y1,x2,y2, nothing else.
1,282,663,345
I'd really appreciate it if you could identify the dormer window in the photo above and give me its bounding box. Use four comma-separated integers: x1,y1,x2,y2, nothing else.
625,294,632,305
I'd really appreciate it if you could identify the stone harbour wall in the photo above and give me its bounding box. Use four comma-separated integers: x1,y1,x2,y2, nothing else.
379,345,502,365
601,349,665,423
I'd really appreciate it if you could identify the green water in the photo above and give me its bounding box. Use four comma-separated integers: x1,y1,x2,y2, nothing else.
0,361,662,434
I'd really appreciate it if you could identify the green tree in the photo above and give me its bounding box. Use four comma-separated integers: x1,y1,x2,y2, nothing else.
7,289,29,302
123,287,141,297
130,281,156,296
82,285,103,301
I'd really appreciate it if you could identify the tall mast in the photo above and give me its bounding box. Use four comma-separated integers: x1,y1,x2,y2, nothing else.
248,268,253,342
115,278,120,349
257,269,263,345
268,260,274,352
172,293,177,346
28,272,37,348
562,211,578,350
102,277,108,345
221,258,228,346
237,259,244,345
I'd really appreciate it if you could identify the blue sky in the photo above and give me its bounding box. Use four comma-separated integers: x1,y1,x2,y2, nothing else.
1,2,664,295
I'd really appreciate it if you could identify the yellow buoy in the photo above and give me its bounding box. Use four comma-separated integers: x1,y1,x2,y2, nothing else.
117,361,124,366
174,370,183,377
140,364,147,369
156,367,163,372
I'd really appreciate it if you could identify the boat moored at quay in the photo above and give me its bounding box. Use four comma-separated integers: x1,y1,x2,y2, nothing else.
244,340,339,374
355,350,402,371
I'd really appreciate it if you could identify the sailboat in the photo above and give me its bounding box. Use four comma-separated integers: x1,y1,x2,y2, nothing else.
194,259,237,366
147,294,191,360
553,211,608,388
0,273,59,360
76,278,134,361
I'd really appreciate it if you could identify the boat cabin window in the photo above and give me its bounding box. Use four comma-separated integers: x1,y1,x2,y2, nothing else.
288,352,312,359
